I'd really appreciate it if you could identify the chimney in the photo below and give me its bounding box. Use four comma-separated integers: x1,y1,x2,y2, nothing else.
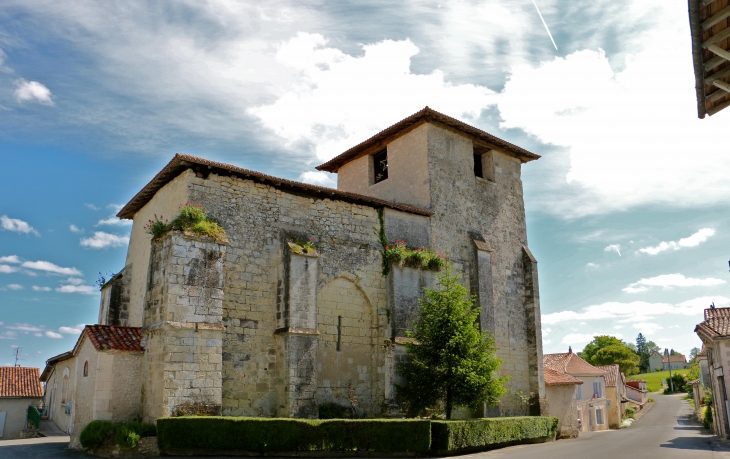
568,346,572,354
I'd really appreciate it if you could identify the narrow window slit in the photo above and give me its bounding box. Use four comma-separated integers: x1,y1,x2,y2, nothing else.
337,316,342,351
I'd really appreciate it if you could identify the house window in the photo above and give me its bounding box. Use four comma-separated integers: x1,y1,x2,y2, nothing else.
473,153,483,178
61,375,69,404
593,381,602,398
577,384,583,399
83,361,88,377
373,150,388,184
596,409,603,425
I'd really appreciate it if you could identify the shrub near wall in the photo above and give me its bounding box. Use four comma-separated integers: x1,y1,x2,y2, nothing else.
157,417,432,454
430,417,559,454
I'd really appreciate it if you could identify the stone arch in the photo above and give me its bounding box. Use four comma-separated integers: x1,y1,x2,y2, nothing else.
316,276,377,415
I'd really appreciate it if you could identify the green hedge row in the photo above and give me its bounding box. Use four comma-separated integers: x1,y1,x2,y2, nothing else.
431,417,559,453
157,417,432,453
157,416,559,454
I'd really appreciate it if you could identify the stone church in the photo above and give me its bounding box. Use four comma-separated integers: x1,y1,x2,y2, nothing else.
43,107,546,436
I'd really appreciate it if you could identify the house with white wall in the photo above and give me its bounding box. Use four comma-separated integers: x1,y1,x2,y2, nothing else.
0,367,43,440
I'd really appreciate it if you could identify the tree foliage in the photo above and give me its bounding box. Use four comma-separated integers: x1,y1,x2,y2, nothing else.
397,266,508,419
690,347,701,361
579,335,640,375
636,333,649,373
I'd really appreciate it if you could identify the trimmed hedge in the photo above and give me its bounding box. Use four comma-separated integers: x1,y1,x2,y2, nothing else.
80,420,157,450
431,417,559,453
157,417,432,453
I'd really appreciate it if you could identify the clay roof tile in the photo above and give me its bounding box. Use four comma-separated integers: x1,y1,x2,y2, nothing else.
0,366,43,398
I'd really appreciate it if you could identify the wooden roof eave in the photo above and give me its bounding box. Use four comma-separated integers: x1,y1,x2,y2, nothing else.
690,0,709,118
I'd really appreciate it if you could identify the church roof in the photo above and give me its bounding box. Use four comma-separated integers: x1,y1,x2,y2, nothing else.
315,107,540,173
0,366,43,398
688,0,730,117
117,153,433,220
543,367,583,386
543,351,608,376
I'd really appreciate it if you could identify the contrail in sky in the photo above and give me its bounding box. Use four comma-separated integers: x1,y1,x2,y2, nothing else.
531,0,558,50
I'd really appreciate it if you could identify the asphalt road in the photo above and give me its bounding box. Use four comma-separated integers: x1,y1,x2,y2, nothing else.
1,393,727,458
469,393,730,459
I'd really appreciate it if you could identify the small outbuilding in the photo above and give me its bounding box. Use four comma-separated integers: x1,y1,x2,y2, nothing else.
596,364,627,429
0,366,43,440
543,367,582,438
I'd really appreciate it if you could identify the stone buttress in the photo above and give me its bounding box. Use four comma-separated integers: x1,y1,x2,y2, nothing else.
140,230,226,422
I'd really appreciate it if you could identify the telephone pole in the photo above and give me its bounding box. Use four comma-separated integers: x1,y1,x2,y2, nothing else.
665,348,674,392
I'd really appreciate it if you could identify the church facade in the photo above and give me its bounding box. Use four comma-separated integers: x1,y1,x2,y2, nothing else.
45,107,547,433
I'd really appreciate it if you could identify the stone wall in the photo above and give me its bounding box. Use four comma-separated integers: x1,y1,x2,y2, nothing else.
0,398,39,440
186,172,390,417
98,268,131,326
141,231,225,422
545,385,578,438
424,123,542,413
69,338,99,448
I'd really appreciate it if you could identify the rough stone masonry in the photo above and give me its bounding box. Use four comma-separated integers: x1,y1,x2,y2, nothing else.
101,107,546,421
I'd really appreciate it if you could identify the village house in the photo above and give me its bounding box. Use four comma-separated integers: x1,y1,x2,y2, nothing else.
695,306,730,437
40,325,144,447
596,364,627,429
0,367,43,440
625,380,648,408
544,349,608,432
648,350,691,372
42,107,549,439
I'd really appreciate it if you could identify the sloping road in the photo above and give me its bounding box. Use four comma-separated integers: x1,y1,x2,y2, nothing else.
1,394,727,458
468,393,730,459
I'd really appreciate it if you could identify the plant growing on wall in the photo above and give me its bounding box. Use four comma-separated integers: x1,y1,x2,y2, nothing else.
288,238,317,255
144,202,225,240
396,265,508,419
374,209,445,276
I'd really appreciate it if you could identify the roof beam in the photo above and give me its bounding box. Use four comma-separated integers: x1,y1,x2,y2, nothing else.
708,97,730,116
712,79,730,92
707,87,730,102
702,5,730,30
709,44,730,61
702,27,730,48
706,64,730,84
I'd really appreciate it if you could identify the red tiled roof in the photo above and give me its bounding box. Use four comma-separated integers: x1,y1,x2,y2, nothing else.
82,325,143,352
596,364,621,387
543,366,583,386
663,355,687,363
117,154,433,220
689,379,701,385
0,367,43,398
696,308,730,339
543,352,608,376
316,107,540,173
698,346,707,357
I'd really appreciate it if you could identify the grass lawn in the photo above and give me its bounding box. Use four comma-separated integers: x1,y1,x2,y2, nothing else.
631,369,690,392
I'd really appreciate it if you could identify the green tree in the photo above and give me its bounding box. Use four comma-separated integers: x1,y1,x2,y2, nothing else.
591,344,641,375
690,347,701,362
636,333,649,373
397,266,508,419
579,336,625,363
646,340,661,354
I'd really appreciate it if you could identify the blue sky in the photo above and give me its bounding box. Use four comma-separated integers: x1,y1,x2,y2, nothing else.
1,0,727,369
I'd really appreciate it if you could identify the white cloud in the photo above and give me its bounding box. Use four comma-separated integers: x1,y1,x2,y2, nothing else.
604,244,621,256
6,323,44,332
85,203,100,210
21,260,82,276
496,2,730,218
59,324,85,334
80,231,129,249
543,296,730,325
14,79,54,105
65,278,84,285
56,284,96,294
1,215,38,235
614,326,623,329
561,333,596,346
107,204,124,212
638,228,716,255
623,274,725,293
249,33,496,162
32,286,51,291
633,322,663,334
4,284,23,290
45,331,63,339
0,331,18,340
96,216,132,226
0,265,18,274
0,255,20,264
298,171,336,188
586,262,600,269
69,224,82,233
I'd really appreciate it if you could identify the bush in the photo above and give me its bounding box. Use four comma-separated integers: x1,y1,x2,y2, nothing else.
157,417,432,453
703,405,713,429
79,420,156,450
146,202,225,240
648,398,655,403
80,421,117,449
624,407,636,419
666,373,689,392
703,388,713,406
430,417,559,453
